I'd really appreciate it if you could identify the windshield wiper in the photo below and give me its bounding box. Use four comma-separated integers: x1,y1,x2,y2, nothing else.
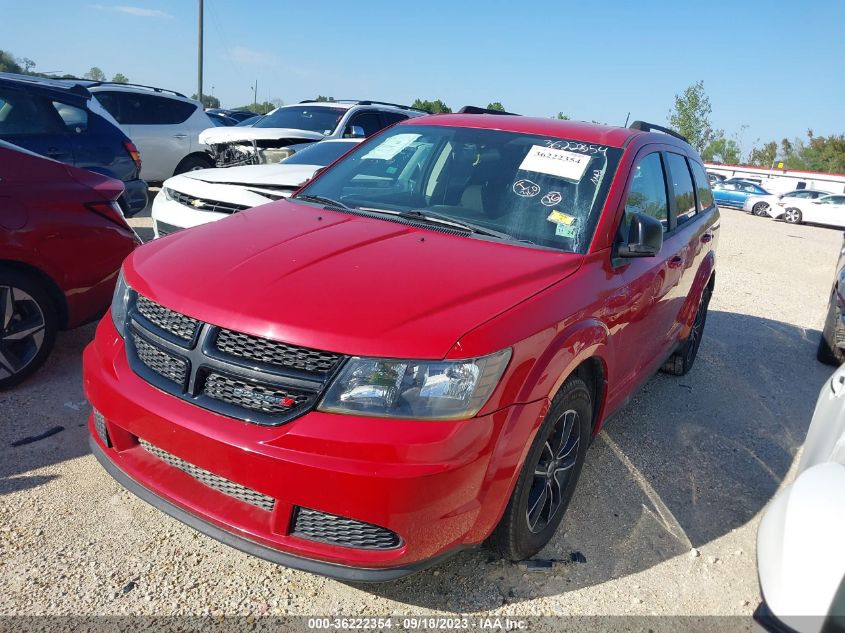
360,207,513,240
295,194,354,210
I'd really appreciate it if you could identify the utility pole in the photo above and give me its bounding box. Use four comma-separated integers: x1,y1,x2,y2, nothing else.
253,80,258,112
197,0,204,105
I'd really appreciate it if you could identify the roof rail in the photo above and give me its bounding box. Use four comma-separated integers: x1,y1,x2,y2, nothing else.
457,105,520,116
85,81,187,98
298,99,429,114
628,120,688,143
0,72,92,98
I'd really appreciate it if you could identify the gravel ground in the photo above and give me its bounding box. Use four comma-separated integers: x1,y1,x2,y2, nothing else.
0,207,840,625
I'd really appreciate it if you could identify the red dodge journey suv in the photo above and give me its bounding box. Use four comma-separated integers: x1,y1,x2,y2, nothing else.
84,115,719,581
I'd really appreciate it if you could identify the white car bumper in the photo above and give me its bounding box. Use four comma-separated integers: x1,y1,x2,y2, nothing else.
150,174,283,238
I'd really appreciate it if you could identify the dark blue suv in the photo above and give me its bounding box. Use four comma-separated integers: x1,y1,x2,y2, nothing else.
0,73,147,216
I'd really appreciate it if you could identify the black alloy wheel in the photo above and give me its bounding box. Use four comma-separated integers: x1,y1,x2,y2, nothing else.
0,272,57,389
526,408,580,533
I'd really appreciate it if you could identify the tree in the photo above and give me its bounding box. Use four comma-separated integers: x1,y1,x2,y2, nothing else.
486,102,505,111
411,98,451,114
315,95,335,102
19,57,36,74
232,101,276,114
702,132,741,165
667,80,714,153
192,93,220,109
0,50,23,73
111,73,129,84
554,112,570,120
84,66,106,81
747,141,777,168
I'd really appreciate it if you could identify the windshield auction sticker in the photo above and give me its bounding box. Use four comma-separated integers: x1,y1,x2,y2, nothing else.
519,145,590,181
361,133,421,160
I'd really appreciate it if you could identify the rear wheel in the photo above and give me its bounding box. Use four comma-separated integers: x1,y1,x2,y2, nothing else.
174,154,213,175
488,376,591,561
784,208,803,224
817,291,845,366
662,287,711,376
752,202,770,217
0,270,58,389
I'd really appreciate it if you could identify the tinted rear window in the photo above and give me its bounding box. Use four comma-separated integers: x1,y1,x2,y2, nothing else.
689,160,715,210
95,91,197,125
665,153,697,225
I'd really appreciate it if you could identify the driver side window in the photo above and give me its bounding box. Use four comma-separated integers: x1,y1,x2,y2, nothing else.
621,152,669,238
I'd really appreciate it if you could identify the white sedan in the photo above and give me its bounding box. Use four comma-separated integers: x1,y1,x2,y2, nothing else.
743,189,832,218
150,139,361,238
755,363,845,632
775,193,845,227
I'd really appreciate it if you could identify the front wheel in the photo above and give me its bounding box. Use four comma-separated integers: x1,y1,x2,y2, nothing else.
488,376,591,561
174,154,213,175
784,208,803,224
752,202,770,217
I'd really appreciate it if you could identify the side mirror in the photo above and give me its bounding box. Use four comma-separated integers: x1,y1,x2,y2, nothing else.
344,125,365,138
618,212,663,258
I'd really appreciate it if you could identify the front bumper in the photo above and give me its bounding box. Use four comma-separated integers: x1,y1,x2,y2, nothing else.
150,190,229,238
83,317,546,579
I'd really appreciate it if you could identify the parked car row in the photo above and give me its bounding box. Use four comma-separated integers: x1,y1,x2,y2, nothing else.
712,176,845,229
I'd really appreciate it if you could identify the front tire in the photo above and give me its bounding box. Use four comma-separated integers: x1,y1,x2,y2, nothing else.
752,202,770,217
784,208,803,224
488,376,592,561
0,270,58,389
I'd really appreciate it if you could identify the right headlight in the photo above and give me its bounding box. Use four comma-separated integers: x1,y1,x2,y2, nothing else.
317,349,511,420
110,269,131,337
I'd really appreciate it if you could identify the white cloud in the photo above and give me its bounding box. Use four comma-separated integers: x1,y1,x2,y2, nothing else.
226,46,278,67
89,4,173,18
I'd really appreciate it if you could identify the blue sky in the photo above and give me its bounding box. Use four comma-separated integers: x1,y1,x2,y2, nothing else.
3,0,843,156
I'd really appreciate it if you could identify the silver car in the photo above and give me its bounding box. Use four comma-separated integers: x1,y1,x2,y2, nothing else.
755,364,845,632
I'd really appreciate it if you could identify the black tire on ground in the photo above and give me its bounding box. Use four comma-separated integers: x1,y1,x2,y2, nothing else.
487,376,592,561
784,208,803,224
0,269,58,390
817,290,845,366
752,202,770,217
662,287,712,376
174,154,213,175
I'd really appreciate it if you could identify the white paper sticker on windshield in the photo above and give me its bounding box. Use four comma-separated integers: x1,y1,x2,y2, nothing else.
361,133,420,160
518,145,591,181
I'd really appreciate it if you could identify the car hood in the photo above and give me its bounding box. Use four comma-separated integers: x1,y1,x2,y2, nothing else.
180,163,320,187
198,126,325,145
125,202,583,358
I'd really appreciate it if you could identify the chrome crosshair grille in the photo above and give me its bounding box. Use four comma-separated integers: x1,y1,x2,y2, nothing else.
124,293,347,425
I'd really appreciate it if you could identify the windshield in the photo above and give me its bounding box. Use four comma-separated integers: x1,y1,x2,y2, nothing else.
253,106,346,134
283,141,359,166
297,125,622,253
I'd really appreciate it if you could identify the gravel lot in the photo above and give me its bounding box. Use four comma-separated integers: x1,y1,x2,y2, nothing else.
0,207,840,625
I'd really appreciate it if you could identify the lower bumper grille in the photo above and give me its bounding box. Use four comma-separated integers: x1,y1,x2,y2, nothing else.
155,220,184,237
292,507,401,550
139,439,275,512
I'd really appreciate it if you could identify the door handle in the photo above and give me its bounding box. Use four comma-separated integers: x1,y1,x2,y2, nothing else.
700,233,713,243
173,134,188,139
667,256,684,269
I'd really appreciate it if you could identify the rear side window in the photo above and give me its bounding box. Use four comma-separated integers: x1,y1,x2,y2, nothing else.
95,91,196,125
665,153,697,225
624,152,668,231
689,161,715,211
52,101,88,132
380,111,409,127
0,89,65,135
